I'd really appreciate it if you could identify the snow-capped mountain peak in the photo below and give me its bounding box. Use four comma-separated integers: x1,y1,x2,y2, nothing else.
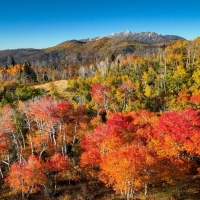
124,30,131,34
81,30,185,44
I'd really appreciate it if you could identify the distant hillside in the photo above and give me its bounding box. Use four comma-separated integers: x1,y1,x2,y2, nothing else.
0,31,185,67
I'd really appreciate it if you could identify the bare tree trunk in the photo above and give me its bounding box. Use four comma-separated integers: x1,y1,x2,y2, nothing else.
123,93,126,111
52,127,57,152
0,168,3,178
192,44,198,67
144,182,148,196
39,145,46,158
164,52,167,76
13,114,26,149
163,77,167,94
25,114,34,154
73,123,78,145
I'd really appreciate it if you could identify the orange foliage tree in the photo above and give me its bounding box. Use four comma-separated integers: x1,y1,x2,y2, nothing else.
5,155,47,198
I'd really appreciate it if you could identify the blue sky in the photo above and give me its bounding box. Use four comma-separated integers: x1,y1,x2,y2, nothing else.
0,0,200,50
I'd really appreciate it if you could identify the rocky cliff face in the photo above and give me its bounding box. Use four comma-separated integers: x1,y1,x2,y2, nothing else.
0,31,185,67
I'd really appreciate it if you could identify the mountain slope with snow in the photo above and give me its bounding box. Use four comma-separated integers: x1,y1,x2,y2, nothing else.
82,30,185,44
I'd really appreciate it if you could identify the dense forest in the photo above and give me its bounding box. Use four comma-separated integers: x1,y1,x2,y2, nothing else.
0,38,200,199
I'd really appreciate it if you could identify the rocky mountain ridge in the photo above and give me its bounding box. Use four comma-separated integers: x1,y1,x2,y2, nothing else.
81,30,185,44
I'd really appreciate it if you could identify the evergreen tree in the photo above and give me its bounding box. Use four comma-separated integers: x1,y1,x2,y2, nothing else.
7,56,15,66
21,63,37,82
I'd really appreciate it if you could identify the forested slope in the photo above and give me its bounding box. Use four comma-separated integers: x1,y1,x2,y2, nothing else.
0,38,200,199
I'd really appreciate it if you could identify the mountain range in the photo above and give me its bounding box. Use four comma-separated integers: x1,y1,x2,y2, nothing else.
0,31,185,67
81,30,185,44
